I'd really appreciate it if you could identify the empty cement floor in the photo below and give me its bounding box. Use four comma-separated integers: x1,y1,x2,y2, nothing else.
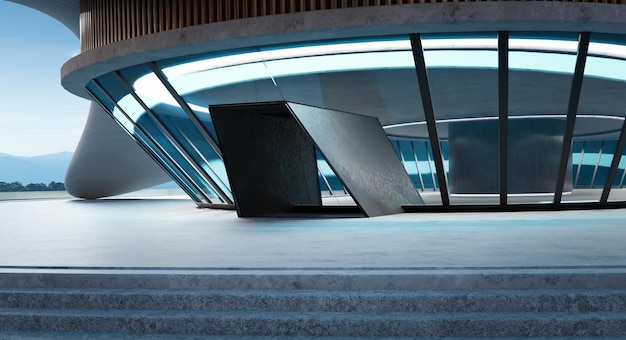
0,197,625,274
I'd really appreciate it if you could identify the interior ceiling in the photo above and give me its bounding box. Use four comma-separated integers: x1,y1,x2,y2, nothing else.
6,0,79,36
182,67,626,140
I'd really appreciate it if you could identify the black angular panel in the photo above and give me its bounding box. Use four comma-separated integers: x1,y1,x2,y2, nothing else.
210,102,321,217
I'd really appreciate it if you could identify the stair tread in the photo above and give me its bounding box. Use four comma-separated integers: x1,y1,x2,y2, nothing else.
0,332,624,340
1,307,625,319
2,308,624,336
1,288,624,313
2,287,626,295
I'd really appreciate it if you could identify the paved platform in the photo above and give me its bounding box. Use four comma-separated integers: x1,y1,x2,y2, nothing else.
1,197,625,275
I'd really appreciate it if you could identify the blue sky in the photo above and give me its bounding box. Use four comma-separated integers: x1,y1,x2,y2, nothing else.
0,1,89,156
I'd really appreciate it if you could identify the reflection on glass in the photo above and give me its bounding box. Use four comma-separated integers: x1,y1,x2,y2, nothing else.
392,140,440,193
423,34,498,205
507,34,578,205
86,81,205,202
567,34,626,203
120,64,233,203
316,151,346,197
608,147,626,202
139,77,228,182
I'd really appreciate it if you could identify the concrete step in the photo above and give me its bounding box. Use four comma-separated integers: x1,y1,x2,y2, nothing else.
1,272,625,336
1,308,626,337
0,333,450,340
2,271,626,290
0,288,625,313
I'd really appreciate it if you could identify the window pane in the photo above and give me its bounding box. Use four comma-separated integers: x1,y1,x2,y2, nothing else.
423,34,498,205
568,34,626,203
507,33,578,205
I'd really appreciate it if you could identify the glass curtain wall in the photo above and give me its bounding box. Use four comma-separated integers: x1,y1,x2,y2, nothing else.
87,68,233,205
85,32,626,210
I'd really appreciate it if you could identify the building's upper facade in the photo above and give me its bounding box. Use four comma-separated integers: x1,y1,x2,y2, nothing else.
14,0,626,216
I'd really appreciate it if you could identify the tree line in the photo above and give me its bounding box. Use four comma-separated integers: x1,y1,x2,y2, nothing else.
0,181,65,192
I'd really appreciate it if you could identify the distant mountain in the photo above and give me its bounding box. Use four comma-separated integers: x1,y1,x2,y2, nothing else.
0,152,73,184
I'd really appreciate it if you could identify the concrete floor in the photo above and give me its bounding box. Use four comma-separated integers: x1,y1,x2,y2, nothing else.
0,196,625,274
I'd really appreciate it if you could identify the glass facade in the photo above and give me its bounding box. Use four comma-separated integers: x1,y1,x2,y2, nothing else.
86,32,626,211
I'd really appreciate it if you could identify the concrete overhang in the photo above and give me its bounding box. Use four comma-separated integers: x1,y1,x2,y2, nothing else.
6,0,79,36
61,2,626,99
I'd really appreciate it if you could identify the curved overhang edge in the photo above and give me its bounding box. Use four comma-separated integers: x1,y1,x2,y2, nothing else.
61,2,626,99
6,0,80,36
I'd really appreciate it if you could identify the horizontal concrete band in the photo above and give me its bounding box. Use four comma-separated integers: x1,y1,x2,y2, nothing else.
62,2,626,99
78,0,626,51
2,270,626,290
79,0,468,51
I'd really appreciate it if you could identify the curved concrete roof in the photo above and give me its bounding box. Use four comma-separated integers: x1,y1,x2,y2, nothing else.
6,0,79,36
62,2,626,98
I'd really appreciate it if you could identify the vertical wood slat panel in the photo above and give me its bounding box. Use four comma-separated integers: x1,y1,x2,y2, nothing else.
162,0,168,31
109,0,114,45
217,0,223,22
81,0,624,51
201,0,207,23
102,0,107,46
178,0,183,28
186,0,192,24
193,0,199,25
99,0,104,47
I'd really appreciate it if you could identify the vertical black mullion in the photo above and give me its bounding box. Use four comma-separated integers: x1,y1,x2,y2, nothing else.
554,32,590,204
113,71,234,204
498,31,509,206
148,62,223,158
410,33,450,207
601,120,626,202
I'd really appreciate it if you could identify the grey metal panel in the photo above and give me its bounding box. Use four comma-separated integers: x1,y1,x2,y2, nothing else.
287,102,423,217
210,102,321,217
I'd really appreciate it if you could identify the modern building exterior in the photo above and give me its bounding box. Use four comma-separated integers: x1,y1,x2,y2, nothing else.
11,0,626,216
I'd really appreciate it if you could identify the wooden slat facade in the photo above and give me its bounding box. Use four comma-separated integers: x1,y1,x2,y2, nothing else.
79,0,626,51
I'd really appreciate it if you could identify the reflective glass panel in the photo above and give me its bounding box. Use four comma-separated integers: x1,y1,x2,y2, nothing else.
568,34,626,203
608,144,626,202
86,81,205,202
507,33,578,205
391,139,440,193
423,33,498,205
100,74,216,203
121,64,233,203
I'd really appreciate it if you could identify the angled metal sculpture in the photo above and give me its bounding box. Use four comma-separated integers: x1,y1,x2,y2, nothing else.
211,102,423,217
210,102,321,217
